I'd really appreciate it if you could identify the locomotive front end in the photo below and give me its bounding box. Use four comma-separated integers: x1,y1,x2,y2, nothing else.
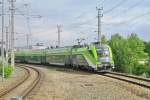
96,45,114,71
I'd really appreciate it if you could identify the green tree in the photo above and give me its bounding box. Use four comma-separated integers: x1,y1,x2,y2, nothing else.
144,41,150,64
127,33,146,60
144,41,150,56
108,34,128,72
109,33,147,74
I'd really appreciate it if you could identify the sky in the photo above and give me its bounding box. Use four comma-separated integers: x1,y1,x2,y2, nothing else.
1,0,150,47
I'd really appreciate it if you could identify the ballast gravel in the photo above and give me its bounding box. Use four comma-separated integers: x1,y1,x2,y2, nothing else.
25,66,150,100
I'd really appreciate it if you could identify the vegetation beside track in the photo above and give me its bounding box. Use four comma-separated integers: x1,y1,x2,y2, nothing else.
0,64,13,78
102,33,150,78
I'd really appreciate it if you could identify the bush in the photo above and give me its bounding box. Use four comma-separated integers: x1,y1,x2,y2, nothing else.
131,64,150,78
0,65,13,78
132,64,146,75
145,65,150,78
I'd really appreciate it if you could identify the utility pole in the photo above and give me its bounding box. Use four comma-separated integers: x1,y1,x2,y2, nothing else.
1,0,5,80
6,27,9,64
26,34,29,48
57,25,62,47
96,7,103,45
10,0,15,69
8,13,11,50
26,17,31,48
25,4,32,49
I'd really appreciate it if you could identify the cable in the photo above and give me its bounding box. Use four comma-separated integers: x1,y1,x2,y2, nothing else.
129,16,150,33
118,11,150,25
109,0,144,19
65,16,96,30
124,0,143,12
101,0,107,4
98,0,108,6
104,0,127,14
104,11,150,26
59,1,105,32
73,0,106,20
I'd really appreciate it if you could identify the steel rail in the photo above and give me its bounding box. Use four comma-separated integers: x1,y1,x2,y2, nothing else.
97,71,150,89
0,64,43,100
0,65,30,98
107,71,150,82
21,65,43,99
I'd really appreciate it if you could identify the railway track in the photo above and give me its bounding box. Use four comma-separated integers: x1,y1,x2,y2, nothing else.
0,64,43,100
21,65,43,99
0,65,30,98
98,71,150,89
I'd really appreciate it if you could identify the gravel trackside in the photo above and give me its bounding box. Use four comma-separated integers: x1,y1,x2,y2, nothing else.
25,66,150,100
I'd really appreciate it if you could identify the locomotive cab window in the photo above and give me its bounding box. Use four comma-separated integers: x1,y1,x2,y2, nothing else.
97,49,109,57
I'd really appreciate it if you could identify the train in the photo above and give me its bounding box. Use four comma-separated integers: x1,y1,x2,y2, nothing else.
15,43,114,71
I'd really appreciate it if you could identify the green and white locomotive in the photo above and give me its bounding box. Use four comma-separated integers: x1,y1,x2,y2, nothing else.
15,43,114,71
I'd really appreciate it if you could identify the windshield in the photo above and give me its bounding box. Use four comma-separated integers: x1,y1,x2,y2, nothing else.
97,49,110,63
97,49,109,57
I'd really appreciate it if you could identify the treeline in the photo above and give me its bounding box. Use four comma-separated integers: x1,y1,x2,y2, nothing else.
102,33,150,77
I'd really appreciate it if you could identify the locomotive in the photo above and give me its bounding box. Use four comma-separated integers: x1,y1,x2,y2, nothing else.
15,43,114,71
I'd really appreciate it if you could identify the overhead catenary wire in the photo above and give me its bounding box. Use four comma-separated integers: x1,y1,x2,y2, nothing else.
101,0,149,26
98,0,108,6
65,17,96,30
66,0,127,31
64,0,107,29
122,0,144,13
15,8,31,48
126,11,150,32
117,11,150,25
104,0,127,14
73,0,106,20
15,5,42,47
66,0,145,32
102,11,150,37
108,0,144,19
101,0,107,5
